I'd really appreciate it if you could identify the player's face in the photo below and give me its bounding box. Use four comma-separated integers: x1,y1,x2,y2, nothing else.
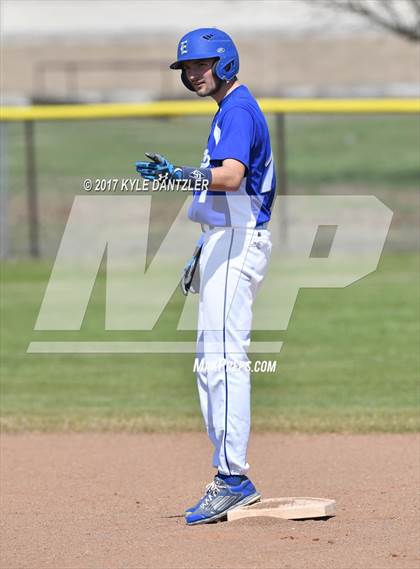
183,59,220,97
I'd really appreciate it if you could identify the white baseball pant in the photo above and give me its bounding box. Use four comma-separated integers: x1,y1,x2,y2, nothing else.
195,226,272,475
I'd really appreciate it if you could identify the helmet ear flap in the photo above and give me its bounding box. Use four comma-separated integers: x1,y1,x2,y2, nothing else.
211,59,225,88
181,69,195,91
212,59,223,82
214,57,237,81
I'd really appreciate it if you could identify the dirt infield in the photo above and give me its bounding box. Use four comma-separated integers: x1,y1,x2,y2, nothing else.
1,433,419,569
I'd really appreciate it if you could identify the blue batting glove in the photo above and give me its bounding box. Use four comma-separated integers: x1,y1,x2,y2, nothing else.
135,152,182,181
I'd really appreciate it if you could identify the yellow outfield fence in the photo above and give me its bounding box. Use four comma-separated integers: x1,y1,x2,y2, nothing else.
1,98,420,121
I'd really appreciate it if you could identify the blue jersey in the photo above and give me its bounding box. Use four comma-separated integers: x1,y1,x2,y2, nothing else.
188,85,276,228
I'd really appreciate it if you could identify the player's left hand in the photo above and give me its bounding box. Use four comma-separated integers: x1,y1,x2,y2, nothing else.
180,234,204,296
135,152,182,181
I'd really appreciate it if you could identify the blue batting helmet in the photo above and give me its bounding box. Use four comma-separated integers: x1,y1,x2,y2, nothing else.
170,28,239,90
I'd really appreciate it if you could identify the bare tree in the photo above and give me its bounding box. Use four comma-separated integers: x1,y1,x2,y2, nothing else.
320,0,420,42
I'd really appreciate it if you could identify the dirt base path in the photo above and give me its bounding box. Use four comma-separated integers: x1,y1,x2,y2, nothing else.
1,433,419,569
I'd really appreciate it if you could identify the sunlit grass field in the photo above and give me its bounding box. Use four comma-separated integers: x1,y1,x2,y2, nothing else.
1,251,418,432
1,114,419,432
5,114,420,189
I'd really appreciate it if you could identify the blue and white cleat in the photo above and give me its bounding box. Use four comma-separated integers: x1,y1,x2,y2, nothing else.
185,479,218,514
185,475,261,525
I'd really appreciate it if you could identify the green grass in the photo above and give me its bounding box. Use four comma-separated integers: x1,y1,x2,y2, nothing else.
286,114,420,187
6,114,420,191
6,114,419,255
2,112,419,431
1,252,418,433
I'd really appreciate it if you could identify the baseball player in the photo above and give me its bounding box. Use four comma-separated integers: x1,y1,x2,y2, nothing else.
136,28,276,525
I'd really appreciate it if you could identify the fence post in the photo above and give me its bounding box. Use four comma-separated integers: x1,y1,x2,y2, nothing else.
24,121,40,258
275,112,288,244
0,122,10,259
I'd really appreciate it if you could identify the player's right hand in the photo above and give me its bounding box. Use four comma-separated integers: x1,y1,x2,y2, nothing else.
135,152,182,181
